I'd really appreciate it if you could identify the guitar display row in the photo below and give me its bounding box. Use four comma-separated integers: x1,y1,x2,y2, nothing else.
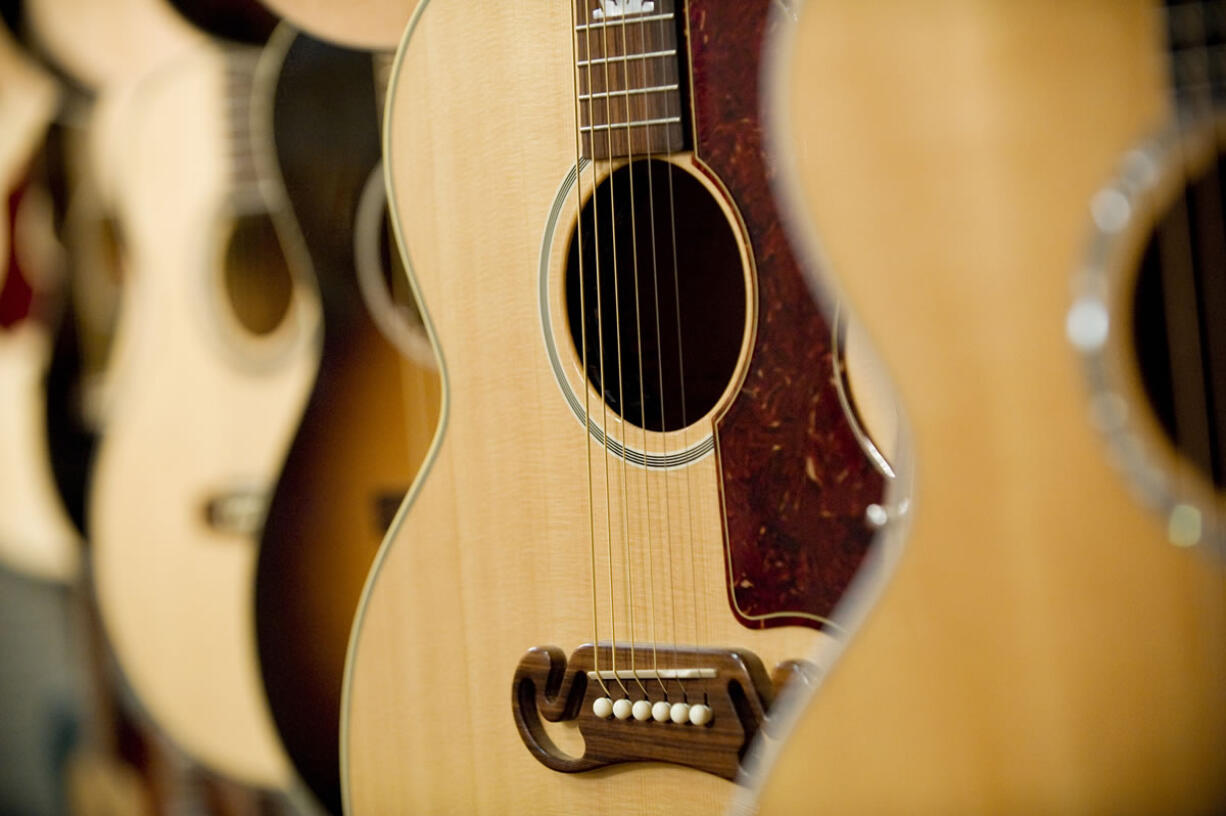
0,1,1222,814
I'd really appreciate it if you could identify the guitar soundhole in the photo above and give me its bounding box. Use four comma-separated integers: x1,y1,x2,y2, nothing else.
222,214,294,337
1132,151,1226,489
564,159,745,432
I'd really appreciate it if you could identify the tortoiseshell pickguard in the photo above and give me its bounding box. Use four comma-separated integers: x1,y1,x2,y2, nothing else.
689,0,886,630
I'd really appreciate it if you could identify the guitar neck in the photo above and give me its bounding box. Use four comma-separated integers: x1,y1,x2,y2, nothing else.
574,0,688,160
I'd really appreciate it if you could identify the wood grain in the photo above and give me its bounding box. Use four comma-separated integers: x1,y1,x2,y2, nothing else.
341,0,877,812
89,42,317,789
256,0,418,50
754,2,1226,812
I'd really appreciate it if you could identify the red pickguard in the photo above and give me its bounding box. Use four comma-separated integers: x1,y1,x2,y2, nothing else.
693,0,886,630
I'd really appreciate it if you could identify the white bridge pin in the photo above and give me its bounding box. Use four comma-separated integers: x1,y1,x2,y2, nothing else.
651,700,672,722
612,698,633,720
669,702,691,724
593,697,614,719
631,700,652,721
688,704,713,726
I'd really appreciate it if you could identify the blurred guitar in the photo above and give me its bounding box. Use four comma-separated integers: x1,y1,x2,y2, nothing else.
88,37,320,792
0,12,78,584
255,27,439,816
254,0,416,49
755,1,1226,813
342,0,894,812
4,0,204,541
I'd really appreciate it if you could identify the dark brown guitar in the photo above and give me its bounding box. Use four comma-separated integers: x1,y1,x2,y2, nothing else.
255,29,439,816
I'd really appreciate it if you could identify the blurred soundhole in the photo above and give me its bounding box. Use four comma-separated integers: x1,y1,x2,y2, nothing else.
1132,151,1226,490
222,214,293,337
564,159,745,432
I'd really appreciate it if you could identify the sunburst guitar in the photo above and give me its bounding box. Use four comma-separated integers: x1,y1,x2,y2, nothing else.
342,0,896,812
255,27,439,816
755,1,1226,813
88,38,319,791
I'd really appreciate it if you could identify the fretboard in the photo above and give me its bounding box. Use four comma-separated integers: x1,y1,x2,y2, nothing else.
574,0,688,161
1164,0,1226,116
224,49,264,204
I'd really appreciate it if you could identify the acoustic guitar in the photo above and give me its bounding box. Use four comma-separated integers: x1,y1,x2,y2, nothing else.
88,37,320,791
0,16,79,584
22,0,204,90
6,0,205,543
754,1,1226,813
255,27,439,815
254,0,416,49
342,0,894,811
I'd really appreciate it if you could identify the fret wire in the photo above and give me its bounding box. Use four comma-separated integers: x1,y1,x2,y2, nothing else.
223,52,262,188
575,11,674,31
579,83,679,101
574,0,685,160
577,48,676,68
580,116,681,132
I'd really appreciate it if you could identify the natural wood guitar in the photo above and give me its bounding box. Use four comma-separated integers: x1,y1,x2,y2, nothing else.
754,2,1226,813
10,0,204,541
255,27,439,815
0,15,79,584
254,0,417,49
22,0,204,90
88,38,320,791
342,0,894,812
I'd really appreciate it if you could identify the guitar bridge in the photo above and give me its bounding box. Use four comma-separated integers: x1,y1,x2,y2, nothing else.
511,643,815,781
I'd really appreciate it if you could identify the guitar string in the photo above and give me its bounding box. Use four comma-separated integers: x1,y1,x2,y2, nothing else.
571,0,611,698
637,0,689,700
596,2,646,700
643,0,687,700
1189,0,1226,537
1180,0,1226,567
1206,0,1226,656
586,1,629,699
659,0,707,685
633,0,672,700
1163,1,1219,543
1164,0,1226,663
605,2,651,700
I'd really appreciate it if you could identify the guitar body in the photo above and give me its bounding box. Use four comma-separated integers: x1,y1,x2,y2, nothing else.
11,0,203,547
344,1,886,812
256,29,439,815
0,23,80,583
23,0,203,89
0,177,82,584
0,15,57,200
89,43,318,789
756,2,1226,813
255,0,417,49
